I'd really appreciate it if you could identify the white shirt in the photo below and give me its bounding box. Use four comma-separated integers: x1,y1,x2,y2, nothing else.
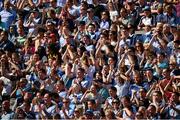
142,17,152,26
100,20,110,30
109,11,118,21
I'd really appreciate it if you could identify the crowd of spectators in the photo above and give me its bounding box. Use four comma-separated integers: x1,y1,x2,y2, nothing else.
0,0,180,119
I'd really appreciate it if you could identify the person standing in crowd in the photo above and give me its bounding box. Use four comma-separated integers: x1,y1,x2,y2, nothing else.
0,0,179,119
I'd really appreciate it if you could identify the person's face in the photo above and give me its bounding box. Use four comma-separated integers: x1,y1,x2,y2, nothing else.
50,0,56,7
121,98,130,107
112,101,119,108
105,111,114,119
36,92,42,99
9,27,14,33
85,114,93,119
156,26,163,33
33,54,39,62
139,89,146,98
22,103,30,112
157,54,163,62
135,112,143,120
108,58,114,65
90,85,96,93
147,106,156,116
32,12,38,18
82,36,89,44
95,73,102,80
87,101,94,110
138,107,146,115
115,75,124,84
0,32,8,41
169,63,176,70
24,92,32,101
17,28,24,35
170,93,179,103
80,7,86,15
163,25,170,33
109,89,116,97
166,7,172,14
19,80,27,88
120,9,126,17
65,36,71,44
44,94,51,104
145,70,152,78
16,108,25,119
4,2,10,10
127,2,134,10
101,12,108,20
138,0,145,4
46,24,53,31
134,74,141,84
108,2,113,10
55,83,63,91
87,10,93,17
121,29,129,37
144,11,150,16
78,25,85,31
66,1,72,7
88,25,95,33
12,54,19,62
74,109,80,118
162,69,169,78
2,101,10,111
103,65,109,74
63,99,70,107
77,70,84,78
35,61,42,70
65,64,72,72
152,92,161,102
135,44,141,51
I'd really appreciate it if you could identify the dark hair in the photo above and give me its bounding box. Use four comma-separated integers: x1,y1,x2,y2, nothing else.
110,86,117,92
88,23,96,28
37,46,46,60
39,68,46,74
148,104,156,110
157,52,165,57
56,80,64,86
53,113,61,119
78,67,85,73
121,95,131,102
67,62,73,68
153,90,162,97
23,101,31,107
88,99,96,104
172,91,179,96
2,30,8,37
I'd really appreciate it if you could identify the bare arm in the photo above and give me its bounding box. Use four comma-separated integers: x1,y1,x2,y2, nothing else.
62,48,68,62
28,0,35,7
146,83,156,98
95,44,103,58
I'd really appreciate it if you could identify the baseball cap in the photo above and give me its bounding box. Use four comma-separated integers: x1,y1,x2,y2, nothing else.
84,109,94,116
143,6,151,11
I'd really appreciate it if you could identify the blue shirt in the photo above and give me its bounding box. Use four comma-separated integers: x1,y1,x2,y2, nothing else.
163,13,178,25
0,9,16,30
115,81,130,98
129,82,149,96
